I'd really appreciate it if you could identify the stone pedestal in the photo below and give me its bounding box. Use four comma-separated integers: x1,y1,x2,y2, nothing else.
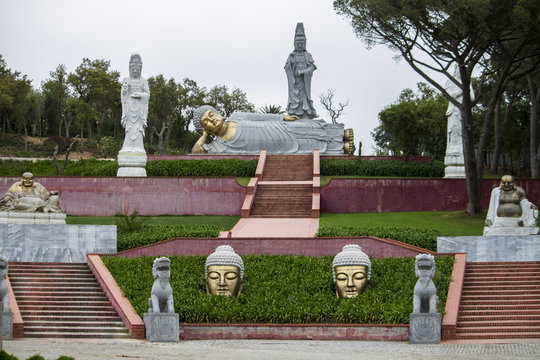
1,312,13,340
444,153,465,178
117,152,147,177
438,235,540,262
144,313,179,342
0,224,117,263
409,313,441,344
0,211,66,224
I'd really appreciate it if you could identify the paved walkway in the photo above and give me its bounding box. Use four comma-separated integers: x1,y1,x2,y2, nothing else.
4,338,540,360
223,218,319,238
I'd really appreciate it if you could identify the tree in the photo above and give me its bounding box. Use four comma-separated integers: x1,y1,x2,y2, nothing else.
372,83,447,160
0,55,32,140
68,58,120,142
258,104,284,114
334,0,540,214
319,89,350,124
42,64,73,138
148,75,181,154
205,85,255,116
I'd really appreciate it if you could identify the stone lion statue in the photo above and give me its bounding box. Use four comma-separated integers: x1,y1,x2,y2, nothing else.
413,254,439,314
148,257,174,314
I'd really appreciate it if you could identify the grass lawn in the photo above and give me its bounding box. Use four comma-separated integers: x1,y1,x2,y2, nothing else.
319,211,486,236
66,215,240,230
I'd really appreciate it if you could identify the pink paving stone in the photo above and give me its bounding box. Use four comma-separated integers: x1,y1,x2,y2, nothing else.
227,218,319,238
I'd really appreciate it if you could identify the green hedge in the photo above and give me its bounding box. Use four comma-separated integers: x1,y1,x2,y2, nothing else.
1,158,444,177
316,225,441,251
320,159,445,177
0,159,256,177
103,255,454,324
146,159,257,177
117,224,224,252
0,351,75,360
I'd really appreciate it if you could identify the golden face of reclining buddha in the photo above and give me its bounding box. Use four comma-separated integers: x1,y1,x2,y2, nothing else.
206,265,243,296
334,265,369,298
201,110,226,135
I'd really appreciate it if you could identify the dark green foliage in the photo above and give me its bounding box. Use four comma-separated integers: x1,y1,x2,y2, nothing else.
24,356,45,360
146,159,257,177
320,159,445,178
55,357,76,360
0,350,18,360
115,211,146,233
103,255,454,324
316,225,440,251
0,159,118,176
117,224,223,252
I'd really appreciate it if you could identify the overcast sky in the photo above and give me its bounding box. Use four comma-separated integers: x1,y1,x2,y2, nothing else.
1,0,428,154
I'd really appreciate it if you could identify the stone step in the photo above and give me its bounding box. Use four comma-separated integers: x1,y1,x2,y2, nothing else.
459,302,540,310
20,309,119,316
24,326,130,334
461,289,540,295
456,326,540,334
453,332,540,339
459,314,540,322
24,314,123,322
21,331,132,339
24,320,126,328
9,274,96,281
11,286,103,293
463,278,540,285
460,293,540,301
18,300,112,307
14,294,109,301
457,319,540,327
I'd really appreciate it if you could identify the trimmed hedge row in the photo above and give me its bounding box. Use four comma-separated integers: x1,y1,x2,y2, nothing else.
1,158,444,177
145,159,257,177
117,224,224,252
316,225,441,251
320,159,445,177
103,255,454,324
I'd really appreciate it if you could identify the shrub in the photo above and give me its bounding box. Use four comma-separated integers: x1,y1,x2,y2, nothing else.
103,255,454,324
146,159,257,177
117,224,224,251
115,211,146,233
0,350,18,360
316,225,441,251
320,159,445,178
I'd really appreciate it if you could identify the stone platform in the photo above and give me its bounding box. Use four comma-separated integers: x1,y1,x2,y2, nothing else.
0,224,117,263
0,211,66,224
437,235,540,262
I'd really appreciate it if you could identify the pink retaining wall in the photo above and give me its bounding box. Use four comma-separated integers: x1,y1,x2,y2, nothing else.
321,178,540,213
114,236,435,259
3,176,540,215
0,177,246,216
180,323,409,341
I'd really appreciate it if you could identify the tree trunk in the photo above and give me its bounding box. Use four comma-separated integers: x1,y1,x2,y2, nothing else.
490,97,502,173
528,75,540,178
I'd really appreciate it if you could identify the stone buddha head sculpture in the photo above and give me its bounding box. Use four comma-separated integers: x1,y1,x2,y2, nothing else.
294,22,307,52
205,245,244,296
21,172,34,188
332,244,371,298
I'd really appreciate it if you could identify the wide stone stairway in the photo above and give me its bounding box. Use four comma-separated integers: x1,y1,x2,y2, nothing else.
456,261,540,340
9,262,130,338
249,154,314,218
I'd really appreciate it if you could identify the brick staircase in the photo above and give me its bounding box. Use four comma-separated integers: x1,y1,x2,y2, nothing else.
9,262,130,338
456,261,540,340
249,154,315,218
260,155,313,181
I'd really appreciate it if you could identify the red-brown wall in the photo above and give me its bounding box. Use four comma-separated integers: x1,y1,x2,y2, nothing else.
2,176,540,216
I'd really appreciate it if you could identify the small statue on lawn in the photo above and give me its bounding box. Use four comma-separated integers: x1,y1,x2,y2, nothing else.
413,254,438,314
148,257,174,313
0,255,9,313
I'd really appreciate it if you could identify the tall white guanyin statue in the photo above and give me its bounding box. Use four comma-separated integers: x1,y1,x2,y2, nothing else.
117,53,150,177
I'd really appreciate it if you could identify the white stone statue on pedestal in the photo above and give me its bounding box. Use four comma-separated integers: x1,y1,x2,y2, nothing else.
117,53,149,177
444,65,468,178
484,175,539,236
